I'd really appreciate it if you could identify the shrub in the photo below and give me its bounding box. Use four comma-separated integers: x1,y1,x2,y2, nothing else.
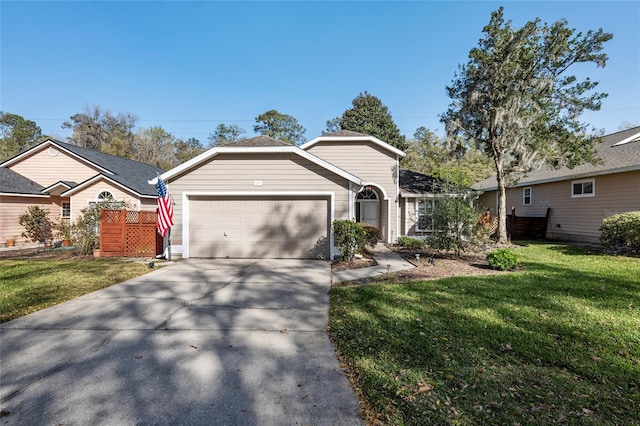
486,248,520,270
361,223,380,248
428,194,478,257
600,211,640,254
333,219,365,263
18,206,54,245
397,236,427,250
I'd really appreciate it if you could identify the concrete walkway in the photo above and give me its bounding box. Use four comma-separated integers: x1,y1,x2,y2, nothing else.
1,259,363,425
332,243,416,284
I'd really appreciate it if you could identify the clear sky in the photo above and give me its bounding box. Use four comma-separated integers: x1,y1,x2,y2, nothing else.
2,1,639,144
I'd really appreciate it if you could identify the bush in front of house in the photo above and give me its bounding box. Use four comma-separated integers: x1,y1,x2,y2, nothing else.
361,223,380,248
428,194,478,257
333,219,365,263
397,236,427,250
486,248,520,270
18,206,54,245
600,211,640,254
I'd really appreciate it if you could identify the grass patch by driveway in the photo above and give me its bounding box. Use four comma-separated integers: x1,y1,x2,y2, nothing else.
329,242,640,425
1,257,152,323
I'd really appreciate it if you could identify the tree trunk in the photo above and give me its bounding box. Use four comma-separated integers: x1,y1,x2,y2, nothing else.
495,162,509,244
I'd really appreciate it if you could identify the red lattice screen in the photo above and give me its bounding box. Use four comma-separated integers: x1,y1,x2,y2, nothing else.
99,209,161,257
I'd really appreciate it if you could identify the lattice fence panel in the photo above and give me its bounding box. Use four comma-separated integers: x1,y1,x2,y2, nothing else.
102,209,123,224
125,227,157,257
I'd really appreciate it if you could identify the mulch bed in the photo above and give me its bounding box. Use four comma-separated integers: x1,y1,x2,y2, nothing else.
334,244,512,286
331,252,377,271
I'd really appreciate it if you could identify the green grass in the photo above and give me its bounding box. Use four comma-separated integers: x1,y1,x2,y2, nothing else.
0,257,152,322
329,242,640,425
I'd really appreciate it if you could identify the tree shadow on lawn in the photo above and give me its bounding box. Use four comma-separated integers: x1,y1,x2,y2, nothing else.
330,267,640,424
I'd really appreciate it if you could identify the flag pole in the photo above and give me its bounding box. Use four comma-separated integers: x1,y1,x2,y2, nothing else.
167,226,171,261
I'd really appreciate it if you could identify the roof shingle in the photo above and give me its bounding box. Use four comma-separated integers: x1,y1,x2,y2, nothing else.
0,168,45,195
227,135,292,147
46,140,163,196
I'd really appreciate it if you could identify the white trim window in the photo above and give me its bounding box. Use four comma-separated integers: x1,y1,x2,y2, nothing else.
571,179,595,198
61,202,71,218
523,187,532,205
416,199,435,232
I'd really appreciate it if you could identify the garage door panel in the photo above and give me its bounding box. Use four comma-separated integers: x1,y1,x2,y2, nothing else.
189,196,329,259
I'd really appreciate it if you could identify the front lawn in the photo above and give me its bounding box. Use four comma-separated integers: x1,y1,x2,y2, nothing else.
1,256,152,323
330,242,640,425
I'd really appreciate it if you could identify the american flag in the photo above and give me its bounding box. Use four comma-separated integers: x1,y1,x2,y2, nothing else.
156,177,174,237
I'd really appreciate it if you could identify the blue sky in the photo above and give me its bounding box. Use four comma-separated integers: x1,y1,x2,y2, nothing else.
2,1,639,144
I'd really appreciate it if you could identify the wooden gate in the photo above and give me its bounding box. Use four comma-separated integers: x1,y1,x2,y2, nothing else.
100,209,161,257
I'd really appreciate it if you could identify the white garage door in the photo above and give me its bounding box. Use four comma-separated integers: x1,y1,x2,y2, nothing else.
189,196,329,259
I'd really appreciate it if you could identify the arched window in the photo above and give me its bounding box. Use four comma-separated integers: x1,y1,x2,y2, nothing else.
356,186,378,200
97,191,114,201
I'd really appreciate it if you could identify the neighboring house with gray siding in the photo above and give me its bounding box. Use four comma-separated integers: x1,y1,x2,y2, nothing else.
0,139,162,246
473,126,640,243
153,131,452,260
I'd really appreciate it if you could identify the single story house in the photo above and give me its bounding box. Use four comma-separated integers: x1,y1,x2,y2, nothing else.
153,130,455,260
473,126,640,243
0,139,163,246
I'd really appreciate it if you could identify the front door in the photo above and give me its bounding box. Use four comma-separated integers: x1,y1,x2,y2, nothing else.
359,201,379,229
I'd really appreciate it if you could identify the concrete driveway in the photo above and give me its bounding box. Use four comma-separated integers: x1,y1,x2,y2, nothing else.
0,259,363,425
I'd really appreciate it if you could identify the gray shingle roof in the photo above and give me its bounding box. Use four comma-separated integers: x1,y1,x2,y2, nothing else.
227,135,292,147
399,169,470,195
49,140,163,196
473,127,640,190
321,130,369,137
0,167,45,195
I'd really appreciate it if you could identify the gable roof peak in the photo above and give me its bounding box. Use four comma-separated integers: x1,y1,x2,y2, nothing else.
301,132,406,157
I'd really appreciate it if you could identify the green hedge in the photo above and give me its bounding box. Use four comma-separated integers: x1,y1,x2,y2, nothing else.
396,236,427,250
600,211,640,254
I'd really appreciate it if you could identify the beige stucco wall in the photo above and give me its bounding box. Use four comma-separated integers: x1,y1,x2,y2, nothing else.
478,170,640,242
166,152,352,249
8,145,103,187
305,141,400,242
0,195,64,246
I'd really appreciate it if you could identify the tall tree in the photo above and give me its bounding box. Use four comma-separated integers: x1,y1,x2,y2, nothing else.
131,126,178,170
174,137,206,164
254,110,306,145
441,7,612,243
322,117,342,134
402,127,493,186
208,123,246,147
339,91,407,151
62,105,137,152
0,112,43,160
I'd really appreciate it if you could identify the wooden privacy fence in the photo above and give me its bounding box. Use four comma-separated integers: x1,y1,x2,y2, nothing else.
100,209,162,257
507,207,551,240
